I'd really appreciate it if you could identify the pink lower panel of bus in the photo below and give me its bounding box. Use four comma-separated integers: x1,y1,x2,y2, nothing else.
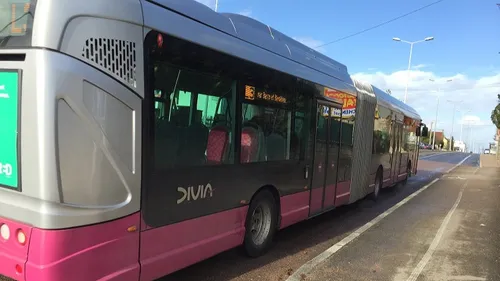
397,173,408,181
323,184,336,209
335,181,351,206
0,216,32,281
383,177,393,188
279,190,310,229
139,207,248,281
309,187,323,214
309,181,352,214
25,213,141,281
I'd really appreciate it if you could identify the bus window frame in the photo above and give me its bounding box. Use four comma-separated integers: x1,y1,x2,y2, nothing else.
141,30,314,228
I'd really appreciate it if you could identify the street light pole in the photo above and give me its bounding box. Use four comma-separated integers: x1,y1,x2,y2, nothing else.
429,78,452,150
432,95,440,149
404,43,414,104
447,99,463,150
458,109,471,141
392,36,434,103
460,121,464,142
215,0,219,11
468,124,473,152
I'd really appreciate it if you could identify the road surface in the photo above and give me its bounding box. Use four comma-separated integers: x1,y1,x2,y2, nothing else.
161,152,500,281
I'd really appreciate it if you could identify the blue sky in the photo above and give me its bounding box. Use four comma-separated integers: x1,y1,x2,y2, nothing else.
196,0,500,151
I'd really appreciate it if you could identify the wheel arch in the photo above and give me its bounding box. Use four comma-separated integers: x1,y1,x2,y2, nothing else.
248,185,281,229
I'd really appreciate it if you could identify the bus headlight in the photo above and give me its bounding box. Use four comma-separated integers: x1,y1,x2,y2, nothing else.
0,224,10,240
16,229,26,245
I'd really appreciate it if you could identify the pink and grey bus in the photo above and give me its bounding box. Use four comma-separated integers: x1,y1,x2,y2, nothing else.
0,0,429,280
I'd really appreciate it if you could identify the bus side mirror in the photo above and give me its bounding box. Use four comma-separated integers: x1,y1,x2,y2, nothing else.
421,126,429,137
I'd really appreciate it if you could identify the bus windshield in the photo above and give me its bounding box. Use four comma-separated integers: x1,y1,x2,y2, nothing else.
0,0,36,48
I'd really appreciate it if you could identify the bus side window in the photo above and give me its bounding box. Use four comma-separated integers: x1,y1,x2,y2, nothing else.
149,45,236,169
239,69,310,163
240,90,294,163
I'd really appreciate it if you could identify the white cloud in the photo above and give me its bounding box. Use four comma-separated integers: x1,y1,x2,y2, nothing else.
352,70,500,146
412,64,429,70
195,0,214,8
238,9,252,17
195,1,254,19
292,37,326,53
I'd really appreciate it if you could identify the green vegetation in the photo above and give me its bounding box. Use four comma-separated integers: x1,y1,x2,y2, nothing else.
491,94,500,129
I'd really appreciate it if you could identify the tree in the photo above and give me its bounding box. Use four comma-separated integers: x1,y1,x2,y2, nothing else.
492,94,500,160
491,94,500,129
421,136,430,144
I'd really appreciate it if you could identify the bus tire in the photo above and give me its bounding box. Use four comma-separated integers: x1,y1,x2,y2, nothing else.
244,189,278,258
370,169,382,201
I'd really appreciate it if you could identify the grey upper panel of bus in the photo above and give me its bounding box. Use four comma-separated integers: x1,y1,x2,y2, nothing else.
352,79,375,98
32,0,144,48
371,85,421,120
351,78,421,121
144,0,356,99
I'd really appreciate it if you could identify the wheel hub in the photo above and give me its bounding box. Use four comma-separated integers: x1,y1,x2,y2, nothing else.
250,204,272,246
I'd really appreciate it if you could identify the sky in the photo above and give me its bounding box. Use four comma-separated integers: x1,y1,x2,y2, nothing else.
196,0,500,151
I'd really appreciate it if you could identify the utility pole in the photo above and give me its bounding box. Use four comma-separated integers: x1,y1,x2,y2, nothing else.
447,100,462,151
432,95,440,150
430,121,435,147
429,79,452,150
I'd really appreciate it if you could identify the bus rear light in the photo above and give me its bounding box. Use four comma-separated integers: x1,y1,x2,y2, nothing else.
0,224,10,240
15,264,22,274
16,229,26,245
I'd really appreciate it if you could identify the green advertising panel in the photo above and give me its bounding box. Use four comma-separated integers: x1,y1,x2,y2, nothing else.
0,71,20,189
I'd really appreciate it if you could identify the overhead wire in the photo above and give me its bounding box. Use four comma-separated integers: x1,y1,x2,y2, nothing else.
402,83,500,92
314,0,447,48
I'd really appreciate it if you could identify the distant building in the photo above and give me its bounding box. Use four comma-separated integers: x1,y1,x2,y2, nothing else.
431,131,445,149
455,140,466,152
442,136,450,150
434,131,444,145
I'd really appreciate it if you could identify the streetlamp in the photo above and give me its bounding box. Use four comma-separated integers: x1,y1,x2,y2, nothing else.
447,99,463,150
458,109,472,141
392,36,434,103
429,78,452,149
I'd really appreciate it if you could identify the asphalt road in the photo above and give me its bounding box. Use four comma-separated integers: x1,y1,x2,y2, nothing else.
161,152,500,281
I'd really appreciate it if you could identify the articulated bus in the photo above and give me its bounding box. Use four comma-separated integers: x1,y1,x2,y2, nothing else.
0,0,429,280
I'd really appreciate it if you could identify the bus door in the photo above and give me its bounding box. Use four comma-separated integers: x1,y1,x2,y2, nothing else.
414,134,420,175
391,122,403,183
309,102,342,215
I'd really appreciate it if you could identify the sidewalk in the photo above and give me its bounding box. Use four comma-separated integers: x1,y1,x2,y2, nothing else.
299,160,500,281
480,154,500,168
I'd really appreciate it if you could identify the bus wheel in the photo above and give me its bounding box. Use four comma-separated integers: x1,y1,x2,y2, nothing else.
370,170,382,201
244,190,278,258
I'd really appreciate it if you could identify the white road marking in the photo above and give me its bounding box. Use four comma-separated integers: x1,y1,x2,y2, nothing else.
405,181,467,281
419,154,442,159
286,154,473,281
419,151,455,160
446,176,467,180
446,155,473,173
445,276,486,281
